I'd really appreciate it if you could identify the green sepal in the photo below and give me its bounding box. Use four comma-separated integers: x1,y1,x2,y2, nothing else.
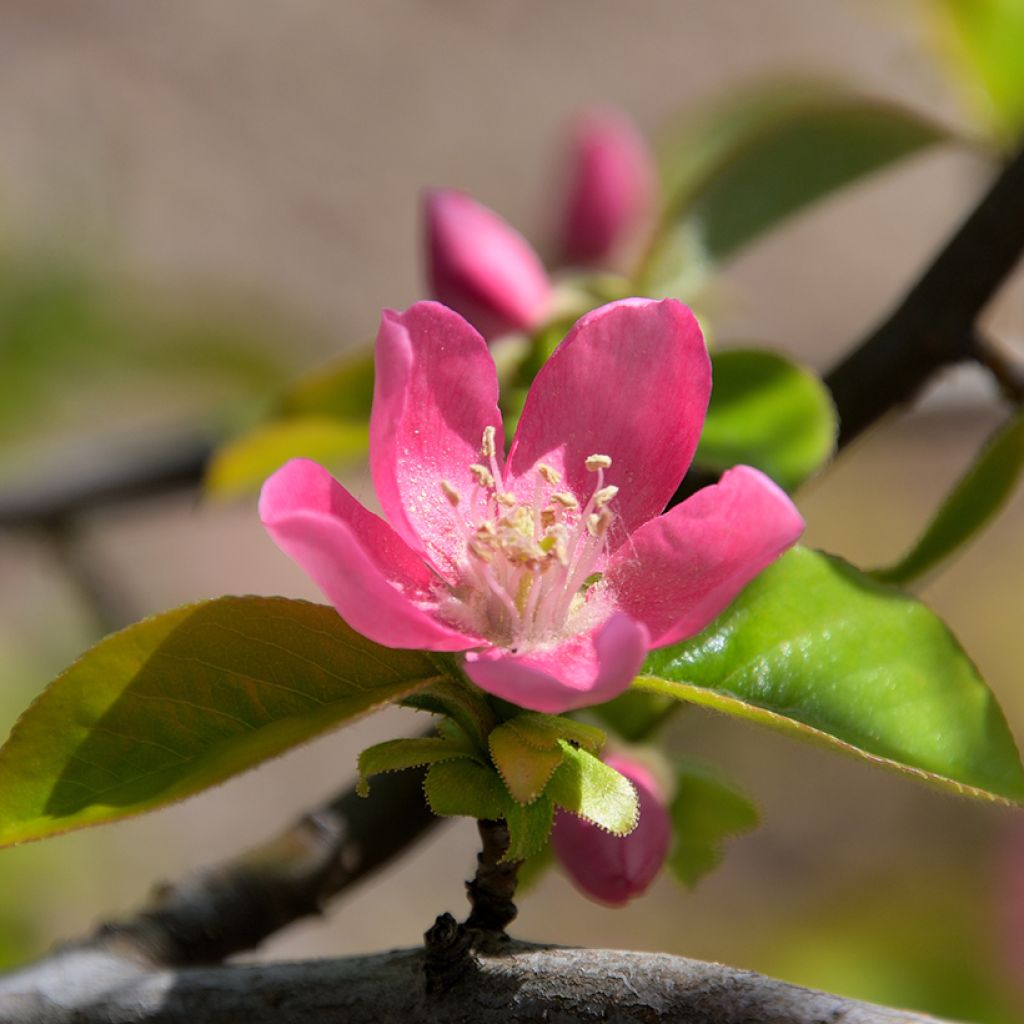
400,673,496,746
356,734,480,797
489,724,565,806
503,795,555,862
667,761,759,889
547,741,640,836
422,759,507,821
497,713,605,754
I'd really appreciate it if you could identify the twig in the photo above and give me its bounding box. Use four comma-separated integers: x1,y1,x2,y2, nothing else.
973,330,1024,405
464,818,520,933
0,942,954,1024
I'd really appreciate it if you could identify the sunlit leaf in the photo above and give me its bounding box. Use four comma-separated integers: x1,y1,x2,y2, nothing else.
547,742,639,836
489,723,565,805
667,761,759,888
357,734,480,797
642,86,948,297
504,795,555,861
695,349,837,490
637,547,1024,804
423,758,508,821
872,410,1024,585
204,416,369,498
0,597,447,846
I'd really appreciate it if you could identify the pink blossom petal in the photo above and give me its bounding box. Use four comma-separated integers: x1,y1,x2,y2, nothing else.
260,458,477,652
607,465,805,648
371,302,505,577
462,612,649,714
424,188,552,339
507,298,709,542
557,108,656,268
552,753,671,905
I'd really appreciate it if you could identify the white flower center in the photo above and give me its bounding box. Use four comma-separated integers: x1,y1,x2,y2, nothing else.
435,429,618,651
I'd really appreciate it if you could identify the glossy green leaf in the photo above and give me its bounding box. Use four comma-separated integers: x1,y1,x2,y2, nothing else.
204,416,369,498
643,87,948,297
872,410,1024,585
489,723,564,805
357,735,480,797
0,597,448,846
667,761,759,889
504,795,554,861
547,741,639,836
930,0,1024,147
695,349,837,490
637,547,1024,804
279,347,375,420
423,759,508,821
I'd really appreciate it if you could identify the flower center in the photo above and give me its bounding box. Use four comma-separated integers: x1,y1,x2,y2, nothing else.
435,427,619,650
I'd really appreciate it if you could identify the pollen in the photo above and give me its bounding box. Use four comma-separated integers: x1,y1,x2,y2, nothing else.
585,454,612,471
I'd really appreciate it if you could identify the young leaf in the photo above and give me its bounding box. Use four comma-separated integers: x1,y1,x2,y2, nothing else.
694,349,837,491
547,742,640,836
871,410,1024,586
638,547,1024,804
496,713,605,754
357,735,480,797
489,724,565,805
423,759,508,821
643,87,948,297
504,795,555,861
204,416,369,499
667,761,759,889
0,597,449,846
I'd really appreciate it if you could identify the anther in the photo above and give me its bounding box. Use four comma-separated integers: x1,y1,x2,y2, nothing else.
537,463,561,486
551,492,579,509
440,481,461,507
587,509,613,537
481,426,497,459
470,464,495,489
593,485,619,508
496,492,516,507
585,454,612,471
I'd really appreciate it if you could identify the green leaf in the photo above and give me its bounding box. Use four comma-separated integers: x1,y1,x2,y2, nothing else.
591,689,678,743
204,416,369,499
637,547,1024,804
872,410,1024,585
694,349,837,491
930,0,1024,147
0,597,448,846
401,675,497,745
423,759,508,821
279,347,375,420
643,86,948,297
504,795,555,861
495,713,605,754
547,741,640,836
357,735,480,797
489,723,565,805
666,761,759,889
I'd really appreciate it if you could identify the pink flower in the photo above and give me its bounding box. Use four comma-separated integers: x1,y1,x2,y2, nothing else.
260,298,803,715
552,754,671,905
557,108,656,268
424,188,551,340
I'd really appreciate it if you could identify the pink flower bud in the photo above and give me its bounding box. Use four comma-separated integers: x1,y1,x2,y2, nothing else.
552,753,671,905
424,188,551,340
557,108,656,268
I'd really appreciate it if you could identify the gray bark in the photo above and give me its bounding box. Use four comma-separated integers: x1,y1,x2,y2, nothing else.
0,942,955,1024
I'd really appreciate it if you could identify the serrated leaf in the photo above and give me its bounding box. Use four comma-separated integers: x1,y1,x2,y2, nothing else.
357,735,480,797
638,547,1024,804
503,794,555,861
547,742,639,836
667,761,759,889
694,349,837,491
872,410,1024,586
423,759,507,821
489,724,565,805
0,597,447,846
498,713,605,754
643,86,947,297
204,416,369,499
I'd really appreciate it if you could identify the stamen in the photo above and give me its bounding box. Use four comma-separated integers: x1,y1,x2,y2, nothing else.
440,481,461,507
496,492,516,507
537,463,561,485
470,464,495,489
587,509,613,537
593,485,619,508
481,425,497,459
551,491,579,509
585,454,612,471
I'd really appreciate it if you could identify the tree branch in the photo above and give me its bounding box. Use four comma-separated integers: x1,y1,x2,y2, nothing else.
0,942,952,1024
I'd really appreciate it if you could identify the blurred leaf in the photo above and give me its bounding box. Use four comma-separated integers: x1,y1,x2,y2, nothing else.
280,347,375,420
204,416,369,499
357,734,480,797
872,410,1024,585
637,547,1024,804
695,349,837,490
666,761,759,889
642,86,948,297
423,758,508,821
515,839,555,893
929,0,1024,147
591,689,678,742
0,597,447,846
504,795,555,861
489,724,565,805
547,741,639,836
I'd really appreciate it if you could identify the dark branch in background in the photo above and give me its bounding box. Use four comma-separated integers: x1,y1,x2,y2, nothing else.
0,942,952,1024
974,329,1024,405
74,766,437,967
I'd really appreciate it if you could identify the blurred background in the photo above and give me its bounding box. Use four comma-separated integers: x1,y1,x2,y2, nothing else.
1,2,1023,1021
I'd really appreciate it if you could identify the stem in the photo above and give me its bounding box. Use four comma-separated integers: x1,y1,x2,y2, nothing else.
464,818,520,934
